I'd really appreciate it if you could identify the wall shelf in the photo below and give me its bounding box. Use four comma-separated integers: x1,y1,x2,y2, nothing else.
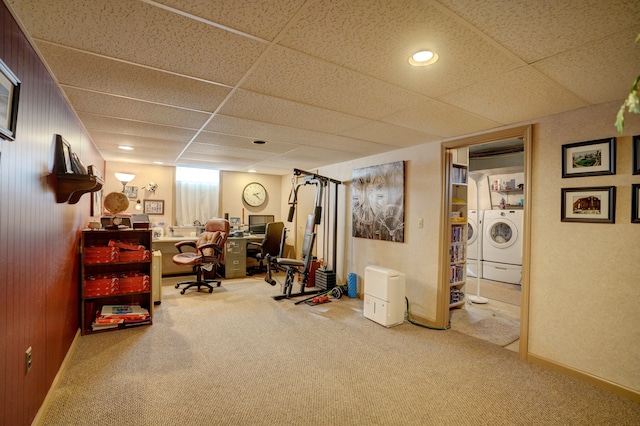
52,173,103,204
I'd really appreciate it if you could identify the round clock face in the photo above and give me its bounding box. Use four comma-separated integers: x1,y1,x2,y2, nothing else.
243,182,267,207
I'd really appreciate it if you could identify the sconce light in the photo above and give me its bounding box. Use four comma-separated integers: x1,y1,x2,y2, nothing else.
114,172,135,192
135,200,142,211
142,181,158,194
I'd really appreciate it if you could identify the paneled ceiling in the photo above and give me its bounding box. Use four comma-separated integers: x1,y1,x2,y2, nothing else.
6,0,640,175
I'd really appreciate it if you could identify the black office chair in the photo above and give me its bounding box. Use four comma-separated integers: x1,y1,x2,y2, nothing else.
246,221,285,275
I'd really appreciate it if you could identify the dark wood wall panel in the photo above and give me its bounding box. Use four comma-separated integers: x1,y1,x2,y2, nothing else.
0,3,103,424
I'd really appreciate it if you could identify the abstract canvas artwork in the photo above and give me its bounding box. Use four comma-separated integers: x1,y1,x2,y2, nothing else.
352,161,405,242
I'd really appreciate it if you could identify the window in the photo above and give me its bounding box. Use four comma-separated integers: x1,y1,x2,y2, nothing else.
175,167,220,226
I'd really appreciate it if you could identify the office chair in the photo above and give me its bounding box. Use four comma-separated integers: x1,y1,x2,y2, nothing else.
265,214,320,300
246,221,285,275
172,218,230,294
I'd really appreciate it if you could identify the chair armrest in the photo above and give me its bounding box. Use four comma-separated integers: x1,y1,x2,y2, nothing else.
175,241,196,253
197,242,224,260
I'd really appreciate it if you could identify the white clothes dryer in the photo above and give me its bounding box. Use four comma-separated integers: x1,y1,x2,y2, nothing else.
482,209,523,265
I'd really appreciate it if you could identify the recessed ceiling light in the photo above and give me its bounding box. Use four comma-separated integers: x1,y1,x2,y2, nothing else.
248,169,257,173
253,140,266,145
153,161,164,165
118,145,134,151
409,50,439,66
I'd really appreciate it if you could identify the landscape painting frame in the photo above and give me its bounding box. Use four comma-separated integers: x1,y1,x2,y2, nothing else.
561,137,615,178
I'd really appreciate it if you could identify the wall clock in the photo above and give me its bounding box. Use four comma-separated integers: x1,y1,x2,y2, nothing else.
243,182,267,207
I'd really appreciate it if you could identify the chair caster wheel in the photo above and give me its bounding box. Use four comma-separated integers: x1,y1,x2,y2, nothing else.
175,284,180,289
180,289,186,294
217,282,221,287
209,288,214,293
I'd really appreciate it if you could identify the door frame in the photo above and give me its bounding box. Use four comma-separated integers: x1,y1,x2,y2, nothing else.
438,125,532,360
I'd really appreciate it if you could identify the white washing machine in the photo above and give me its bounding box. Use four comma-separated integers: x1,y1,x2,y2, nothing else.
482,209,523,284
466,209,483,278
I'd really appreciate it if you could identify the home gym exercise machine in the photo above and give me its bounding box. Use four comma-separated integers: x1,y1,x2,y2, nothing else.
265,168,342,301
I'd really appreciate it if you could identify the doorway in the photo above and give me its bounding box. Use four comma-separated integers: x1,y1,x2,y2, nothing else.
440,126,531,359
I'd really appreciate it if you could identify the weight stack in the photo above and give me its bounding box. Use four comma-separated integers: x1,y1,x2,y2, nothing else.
315,269,336,290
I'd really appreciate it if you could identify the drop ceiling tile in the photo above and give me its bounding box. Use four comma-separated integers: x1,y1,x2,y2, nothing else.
88,131,188,152
63,87,211,129
185,141,290,161
154,0,307,41
78,113,198,142
436,0,640,63
241,46,427,119
534,28,640,105
38,42,231,112
278,0,524,98
339,121,441,148
383,99,501,138
193,130,296,153
438,66,589,125
273,146,361,165
10,0,266,85
219,89,371,134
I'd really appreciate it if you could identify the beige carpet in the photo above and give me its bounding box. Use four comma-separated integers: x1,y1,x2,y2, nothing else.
37,276,640,425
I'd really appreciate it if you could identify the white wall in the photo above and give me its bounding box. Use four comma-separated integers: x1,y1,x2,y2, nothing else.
104,161,174,231
318,142,443,321
220,171,283,225
318,100,640,396
529,101,640,393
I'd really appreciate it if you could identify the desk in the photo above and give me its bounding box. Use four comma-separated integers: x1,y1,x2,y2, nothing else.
225,235,264,278
153,235,264,278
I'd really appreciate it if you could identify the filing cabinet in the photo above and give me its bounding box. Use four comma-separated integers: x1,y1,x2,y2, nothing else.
225,238,247,278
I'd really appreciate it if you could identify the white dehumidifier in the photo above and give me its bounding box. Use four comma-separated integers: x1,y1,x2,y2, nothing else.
363,266,406,327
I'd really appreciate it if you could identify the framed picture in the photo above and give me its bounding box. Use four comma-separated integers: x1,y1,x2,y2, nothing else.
124,185,138,200
54,134,74,174
88,166,103,217
144,199,164,215
561,186,616,223
230,217,241,226
632,184,640,223
561,137,616,178
633,135,639,175
0,59,20,141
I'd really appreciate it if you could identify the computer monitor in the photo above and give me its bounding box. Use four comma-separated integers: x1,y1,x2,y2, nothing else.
248,214,275,234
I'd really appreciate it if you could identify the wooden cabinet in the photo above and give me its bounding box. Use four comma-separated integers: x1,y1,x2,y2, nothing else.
80,229,153,335
449,162,468,309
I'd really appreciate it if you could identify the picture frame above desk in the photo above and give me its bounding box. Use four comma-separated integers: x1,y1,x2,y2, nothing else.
144,199,164,215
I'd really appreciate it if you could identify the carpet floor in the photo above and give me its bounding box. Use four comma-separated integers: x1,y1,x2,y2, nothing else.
37,276,639,425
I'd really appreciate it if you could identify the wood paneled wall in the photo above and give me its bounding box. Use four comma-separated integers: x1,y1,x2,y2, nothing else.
0,3,103,424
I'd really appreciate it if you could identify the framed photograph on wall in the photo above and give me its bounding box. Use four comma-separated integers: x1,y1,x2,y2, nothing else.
89,166,103,217
0,59,21,141
561,137,616,178
144,199,164,215
633,135,639,175
632,184,640,223
124,185,138,200
561,186,616,223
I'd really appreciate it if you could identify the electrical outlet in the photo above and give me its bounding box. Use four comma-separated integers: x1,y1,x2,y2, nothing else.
418,218,424,229
25,346,32,374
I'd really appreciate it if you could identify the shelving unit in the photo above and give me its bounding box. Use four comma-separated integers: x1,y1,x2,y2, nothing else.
80,229,153,335
491,188,524,209
449,162,468,309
